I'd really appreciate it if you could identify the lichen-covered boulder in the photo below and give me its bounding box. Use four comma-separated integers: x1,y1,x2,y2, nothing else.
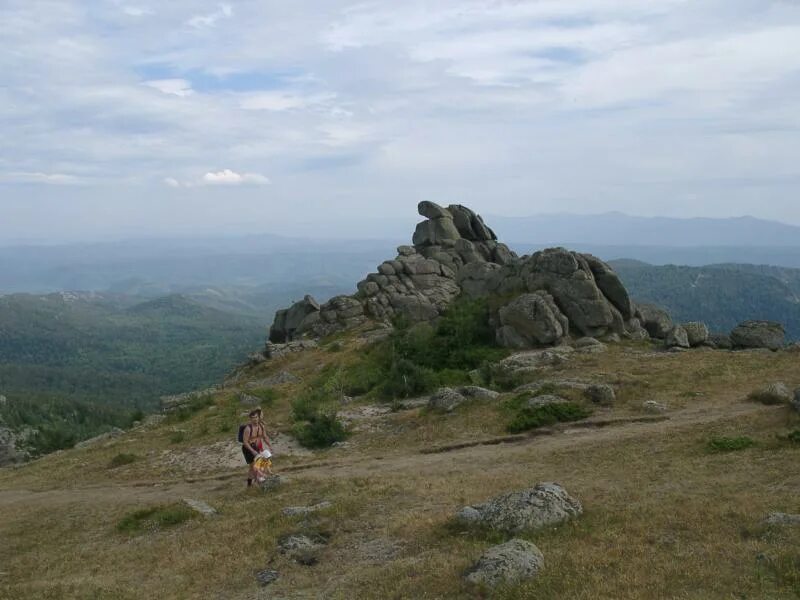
496,292,569,348
456,482,582,534
664,325,690,349
465,539,544,588
636,303,673,339
731,320,785,351
682,321,709,347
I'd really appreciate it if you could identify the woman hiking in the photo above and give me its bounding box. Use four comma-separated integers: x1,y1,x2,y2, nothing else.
242,408,273,487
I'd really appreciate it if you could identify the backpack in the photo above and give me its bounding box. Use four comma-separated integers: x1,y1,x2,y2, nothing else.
237,424,248,443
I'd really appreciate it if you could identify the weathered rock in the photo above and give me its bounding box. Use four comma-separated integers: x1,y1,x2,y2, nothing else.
447,204,496,241
764,512,800,526
584,384,615,405
707,333,732,349
495,346,574,375
456,482,582,534
428,388,467,412
637,303,673,339
418,200,452,220
642,400,668,413
682,322,709,347
465,538,544,588
731,320,785,351
412,216,461,246
749,382,793,405
256,569,279,586
582,253,634,319
281,501,333,517
278,533,327,565
269,295,320,343
182,498,217,516
239,393,261,406
496,292,569,348
0,425,30,466
456,386,500,400
264,340,318,359
664,325,690,349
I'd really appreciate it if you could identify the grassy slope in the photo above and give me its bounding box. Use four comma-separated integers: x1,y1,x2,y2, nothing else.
1,336,799,599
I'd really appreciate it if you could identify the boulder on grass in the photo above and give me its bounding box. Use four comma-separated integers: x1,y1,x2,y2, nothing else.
748,382,792,405
731,320,785,351
455,482,582,534
664,325,690,349
636,303,673,339
428,388,466,412
682,322,709,347
465,538,544,588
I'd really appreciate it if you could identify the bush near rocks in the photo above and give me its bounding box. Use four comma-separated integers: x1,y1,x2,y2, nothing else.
465,538,545,588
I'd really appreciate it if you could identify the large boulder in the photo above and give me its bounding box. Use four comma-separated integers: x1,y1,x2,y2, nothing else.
682,322,709,347
636,303,673,339
731,320,785,351
465,539,544,588
664,325,690,349
269,295,320,343
455,482,582,534
582,253,634,319
496,292,569,348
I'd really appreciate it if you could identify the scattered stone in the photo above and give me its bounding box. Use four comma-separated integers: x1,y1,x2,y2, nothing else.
764,512,800,526
465,538,545,588
455,386,500,400
749,382,793,405
256,569,279,586
664,325,690,349
731,320,785,351
264,340,318,360
636,303,673,339
584,384,615,405
281,501,333,517
682,321,709,347
259,475,284,491
707,333,732,349
428,387,467,412
496,347,573,375
279,533,327,565
239,393,261,406
182,498,217,517
525,394,570,408
456,482,582,534
455,506,482,524
642,400,668,413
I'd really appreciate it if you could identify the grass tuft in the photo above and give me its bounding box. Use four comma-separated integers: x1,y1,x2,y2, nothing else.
707,435,755,452
116,503,194,534
507,402,591,433
107,453,138,469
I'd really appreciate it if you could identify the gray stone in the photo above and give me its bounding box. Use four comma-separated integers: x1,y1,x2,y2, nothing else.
456,386,500,400
418,200,452,220
428,387,466,412
256,569,279,586
397,245,416,256
682,321,709,347
281,501,333,517
497,292,568,348
455,506,482,524
457,482,582,534
707,333,732,349
412,217,461,246
496,347,574,375
465,538,544,588
642,400,668,413
664,325,690,349
269,295,320,343
764,512,800,526
749,382,792,404
182,498,217,516
731,320,785,351
582,253,634,319
575,337,602,348
278,533,327,565
637,303,673,339
239,393,261,406
584,384,615,405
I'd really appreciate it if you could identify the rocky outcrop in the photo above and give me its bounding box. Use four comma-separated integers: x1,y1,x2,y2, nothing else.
268,201,641,347
731,320,785,351
465,539,544,587
682,322,709,347
664,325,690,349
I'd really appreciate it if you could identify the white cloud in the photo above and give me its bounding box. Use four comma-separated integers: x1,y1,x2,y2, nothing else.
187,3,233,29
122,6,153,17
143,78,194,96
0,171,84,185
163,170,271,187
239,91,336,111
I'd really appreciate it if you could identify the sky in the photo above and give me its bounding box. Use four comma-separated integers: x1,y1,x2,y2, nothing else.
2,0,800,242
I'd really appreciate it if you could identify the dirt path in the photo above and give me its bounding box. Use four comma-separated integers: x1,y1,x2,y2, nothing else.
0,398,772,510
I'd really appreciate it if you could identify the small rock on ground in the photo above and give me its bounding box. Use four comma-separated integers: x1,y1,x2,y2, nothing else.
764,512,800,526
182,498,217,516
465,538,544,587
256,569,279,586
281,501,333,517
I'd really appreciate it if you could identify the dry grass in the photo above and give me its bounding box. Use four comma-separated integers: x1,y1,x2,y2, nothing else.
2,341,800,599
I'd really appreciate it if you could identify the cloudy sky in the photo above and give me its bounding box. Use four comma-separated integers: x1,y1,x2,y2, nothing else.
2,0,800,242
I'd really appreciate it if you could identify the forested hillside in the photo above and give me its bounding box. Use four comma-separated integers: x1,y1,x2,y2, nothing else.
0,292,264,453
611,261,800,340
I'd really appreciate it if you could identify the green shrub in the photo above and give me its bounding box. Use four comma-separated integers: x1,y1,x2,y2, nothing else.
507,402,591,434
327,341,343,352
378,358,439,399
116,503,194,534
707,435,755,452
786,430,800,444
169,430,186,444
292,412,348,449
248,388,279,407
166,394,215,423
108,453,138,469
